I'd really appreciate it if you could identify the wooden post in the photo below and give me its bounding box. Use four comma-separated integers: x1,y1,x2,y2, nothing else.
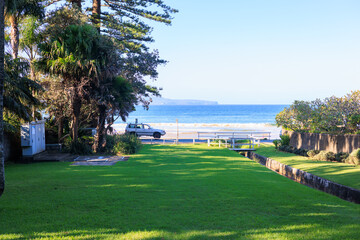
208,139,210,146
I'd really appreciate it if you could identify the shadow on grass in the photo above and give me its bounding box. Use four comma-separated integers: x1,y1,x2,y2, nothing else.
1,145,360,239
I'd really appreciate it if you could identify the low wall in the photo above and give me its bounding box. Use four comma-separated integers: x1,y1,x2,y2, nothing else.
283,130,360,153
247,152,360,204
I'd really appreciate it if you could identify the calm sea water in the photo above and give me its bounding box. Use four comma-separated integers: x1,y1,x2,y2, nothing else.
119,105,288,124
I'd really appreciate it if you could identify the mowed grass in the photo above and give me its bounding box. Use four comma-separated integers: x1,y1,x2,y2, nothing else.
256,144,360,190
0,144,359,240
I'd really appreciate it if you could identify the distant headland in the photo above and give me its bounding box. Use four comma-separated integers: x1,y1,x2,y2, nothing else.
151,97,218,105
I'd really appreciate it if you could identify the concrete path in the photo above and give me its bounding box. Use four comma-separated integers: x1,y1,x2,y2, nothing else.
71,155,129,166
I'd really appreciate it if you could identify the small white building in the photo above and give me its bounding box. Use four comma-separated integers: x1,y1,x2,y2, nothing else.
21,120,46,157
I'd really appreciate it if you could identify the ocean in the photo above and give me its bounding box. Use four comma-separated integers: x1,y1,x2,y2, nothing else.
119,105,288,124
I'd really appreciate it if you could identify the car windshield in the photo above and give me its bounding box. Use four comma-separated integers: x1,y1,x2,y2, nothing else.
144,125,151,129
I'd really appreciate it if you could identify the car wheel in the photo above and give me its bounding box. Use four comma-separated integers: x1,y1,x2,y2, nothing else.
153,132,161,139
129,132,136,136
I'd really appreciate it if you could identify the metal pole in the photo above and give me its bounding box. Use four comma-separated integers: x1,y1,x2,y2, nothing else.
176,119,179,145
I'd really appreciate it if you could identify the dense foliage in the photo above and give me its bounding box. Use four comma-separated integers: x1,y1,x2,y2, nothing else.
276,91,360,134
108,133,142,155
0,0,177,156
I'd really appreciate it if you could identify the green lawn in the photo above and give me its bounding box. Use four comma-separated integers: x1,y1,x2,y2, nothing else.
256,144,360,190
0,144,359,239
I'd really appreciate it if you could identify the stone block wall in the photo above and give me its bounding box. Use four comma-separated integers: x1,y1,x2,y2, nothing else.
248,152,360,204
283,130,360,153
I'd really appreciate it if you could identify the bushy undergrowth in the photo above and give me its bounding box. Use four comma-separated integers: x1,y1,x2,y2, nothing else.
307,150,320,158
313,151,336,161
64,136,93,155
280,134,290,146
346,149,360,165
278,145,308,156
335,152,349,163
306,150,351,163
276,141,354,164
109,133,142,154
273,140,280,149
273,134,290,150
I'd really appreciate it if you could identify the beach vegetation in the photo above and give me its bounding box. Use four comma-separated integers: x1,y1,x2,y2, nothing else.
279,134,290,146
273,134,290,151
276,91,360,134
111,133,142,154
313,150,336,162
272,139,280,149
307,149,319,158
335,152,350,163
1,144,360,239
346,148,360,165
63,136,93,155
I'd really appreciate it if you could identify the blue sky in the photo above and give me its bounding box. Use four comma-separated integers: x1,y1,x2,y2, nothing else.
146,0,360,104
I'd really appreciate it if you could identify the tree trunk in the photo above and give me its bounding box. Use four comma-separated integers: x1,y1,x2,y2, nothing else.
92,0,101,32
71,88,81,142
0,0,6,198
93,104,106,152
30,63,36,120
58,117,63,142
9,15,19,59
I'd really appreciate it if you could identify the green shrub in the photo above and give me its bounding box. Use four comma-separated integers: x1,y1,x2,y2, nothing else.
335,152,349,162
104,134,118,154
280,134,290,146
64,136,93,155
294,148,308,156
346,149,360,165
313,151,335,161
307,150,319,158
273,140,280,149
278,145,296,154
113,134,142,155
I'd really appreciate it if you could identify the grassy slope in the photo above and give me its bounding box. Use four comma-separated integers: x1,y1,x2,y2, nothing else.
256,144,360,190
0,144,359,240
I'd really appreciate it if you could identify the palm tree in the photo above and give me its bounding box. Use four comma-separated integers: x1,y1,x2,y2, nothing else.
4,54,42,131
1,0,6,198
5,0,43,59
37,23,107,142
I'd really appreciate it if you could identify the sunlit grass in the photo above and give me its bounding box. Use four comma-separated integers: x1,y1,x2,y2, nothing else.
0,144,359,239
256,143,360,190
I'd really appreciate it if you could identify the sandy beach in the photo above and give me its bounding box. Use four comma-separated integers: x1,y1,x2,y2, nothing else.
112,123,281,139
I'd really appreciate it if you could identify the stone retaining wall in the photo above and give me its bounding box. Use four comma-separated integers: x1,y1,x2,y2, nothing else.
283,130,360,153
247,152,360,204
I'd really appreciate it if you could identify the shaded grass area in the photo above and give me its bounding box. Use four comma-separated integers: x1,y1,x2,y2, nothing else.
0,144,359,239
256,144,360,190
